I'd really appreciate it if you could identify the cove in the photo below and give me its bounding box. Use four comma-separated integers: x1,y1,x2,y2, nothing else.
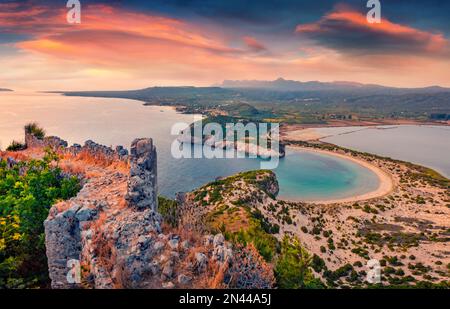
0,92,380,202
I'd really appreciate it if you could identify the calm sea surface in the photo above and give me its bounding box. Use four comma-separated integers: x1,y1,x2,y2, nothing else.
317,126,450,178
0,92,379,201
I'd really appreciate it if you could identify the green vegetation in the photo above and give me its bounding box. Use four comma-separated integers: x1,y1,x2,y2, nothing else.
63,86,450,123
0,150,80,288
189,115,279,146
196,170,280,261
24,123,45,140
6,141,26,152
275,236,325,289
158,196,179,228
224,209,279,262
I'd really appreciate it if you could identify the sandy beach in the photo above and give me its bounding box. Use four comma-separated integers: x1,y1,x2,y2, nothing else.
282,128,327,142
287,146,395,205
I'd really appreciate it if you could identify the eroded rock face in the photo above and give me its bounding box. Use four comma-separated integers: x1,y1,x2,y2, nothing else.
44,204,84,289
44,137,274,289
126,138,158,211
44,138,160,289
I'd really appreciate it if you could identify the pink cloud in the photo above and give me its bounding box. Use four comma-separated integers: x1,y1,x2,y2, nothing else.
243,36,267,52
296,6,448,55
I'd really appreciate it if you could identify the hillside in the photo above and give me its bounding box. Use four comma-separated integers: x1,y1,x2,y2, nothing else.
1,126,449,289
1,129,274,289
221,78,450,93
180,144,450,288
59,80,450,122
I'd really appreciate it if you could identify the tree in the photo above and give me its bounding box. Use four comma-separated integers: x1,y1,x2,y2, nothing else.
275,236,325,289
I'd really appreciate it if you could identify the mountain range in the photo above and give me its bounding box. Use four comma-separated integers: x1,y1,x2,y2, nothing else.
220,78,450,93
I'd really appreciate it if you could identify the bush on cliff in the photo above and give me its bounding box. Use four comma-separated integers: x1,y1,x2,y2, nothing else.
0,150,80,288
24,122,45,140
275,236,325,289
6,140,26,151
158,196,179,227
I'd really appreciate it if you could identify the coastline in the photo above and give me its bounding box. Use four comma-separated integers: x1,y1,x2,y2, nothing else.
286,145,395,205
281,123,450,143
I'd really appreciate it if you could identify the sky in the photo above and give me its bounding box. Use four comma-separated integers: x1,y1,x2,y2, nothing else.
0,0,449,90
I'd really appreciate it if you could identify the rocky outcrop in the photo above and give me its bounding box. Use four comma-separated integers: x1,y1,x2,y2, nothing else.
126,138,158,211
25,132,68,149
44,138,158,289
42,134,274,289
44,203,93,289
178,170,280,233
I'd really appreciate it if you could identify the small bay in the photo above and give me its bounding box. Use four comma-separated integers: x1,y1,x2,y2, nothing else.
1,92,380,201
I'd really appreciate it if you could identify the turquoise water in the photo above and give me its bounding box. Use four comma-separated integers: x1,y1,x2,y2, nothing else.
275,149,379,201
162,145,379,201
0,92,379,201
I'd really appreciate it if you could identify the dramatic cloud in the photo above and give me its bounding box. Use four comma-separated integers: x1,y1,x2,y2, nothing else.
0,1,449,89
1,3,240,55
296,6,448,56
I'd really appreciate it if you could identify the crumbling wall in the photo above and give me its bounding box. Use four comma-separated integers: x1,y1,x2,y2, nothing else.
125,138,158,211
42,134,273,289
44,138,159,288
25,132,129,161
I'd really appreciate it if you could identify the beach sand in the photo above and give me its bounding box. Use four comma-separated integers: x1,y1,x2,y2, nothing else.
282,128,326,142
288,146,395,205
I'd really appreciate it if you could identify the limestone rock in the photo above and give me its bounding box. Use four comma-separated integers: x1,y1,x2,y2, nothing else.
178,274,191,285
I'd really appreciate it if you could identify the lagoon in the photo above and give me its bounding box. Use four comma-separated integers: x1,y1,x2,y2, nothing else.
0,92,380,201
317,125,450,178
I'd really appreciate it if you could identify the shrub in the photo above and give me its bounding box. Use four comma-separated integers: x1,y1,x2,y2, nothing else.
158,196,179,227
353,261,363,268
24,122,45,140
274,236,325,289
6,140,26,151
231,222,278,262
0,150,80,288
225,212,279,262
311,254,326,273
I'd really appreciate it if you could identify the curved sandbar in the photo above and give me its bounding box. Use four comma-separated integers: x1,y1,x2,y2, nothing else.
288,146,395,205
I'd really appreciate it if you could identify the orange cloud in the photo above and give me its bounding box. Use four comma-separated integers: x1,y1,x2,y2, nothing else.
296,7,448,55
1,2,449,90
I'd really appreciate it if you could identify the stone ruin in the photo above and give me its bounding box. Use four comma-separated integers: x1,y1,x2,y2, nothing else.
125,138,158,211
44,136,162,288
25,130,130,161
24,128,273,289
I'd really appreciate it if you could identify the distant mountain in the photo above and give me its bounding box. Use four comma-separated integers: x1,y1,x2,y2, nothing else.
59,81,450,118
0,88,13,92
220,78,449,93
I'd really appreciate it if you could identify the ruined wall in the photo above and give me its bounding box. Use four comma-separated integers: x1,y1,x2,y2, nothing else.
125,138,158,211
42,133,272,289
44,137,159,288
25,132,129,161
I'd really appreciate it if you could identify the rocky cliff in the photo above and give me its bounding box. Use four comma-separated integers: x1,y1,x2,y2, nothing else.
40,133,273,289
